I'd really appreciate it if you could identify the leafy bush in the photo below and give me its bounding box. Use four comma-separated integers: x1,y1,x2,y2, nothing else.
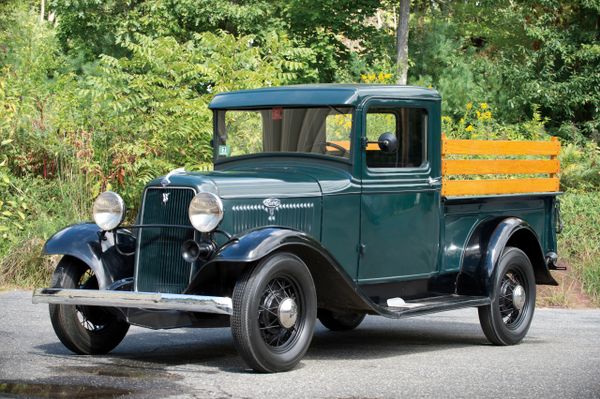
559,192,600,303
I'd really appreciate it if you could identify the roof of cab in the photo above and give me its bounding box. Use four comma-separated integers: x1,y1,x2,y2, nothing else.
208,84,441,109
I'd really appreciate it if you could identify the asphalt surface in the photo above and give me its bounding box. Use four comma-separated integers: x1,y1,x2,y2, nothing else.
0,290,598,399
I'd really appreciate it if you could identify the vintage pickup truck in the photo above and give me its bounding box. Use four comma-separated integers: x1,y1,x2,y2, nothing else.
33,85,562,372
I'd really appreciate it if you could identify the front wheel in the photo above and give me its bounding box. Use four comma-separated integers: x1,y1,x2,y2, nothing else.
231,252,317,373
49,257,130,355
478,247,536,345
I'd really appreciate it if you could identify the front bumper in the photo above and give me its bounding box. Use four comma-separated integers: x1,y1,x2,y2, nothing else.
32,288,233,315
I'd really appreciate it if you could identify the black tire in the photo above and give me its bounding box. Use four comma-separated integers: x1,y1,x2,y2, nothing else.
478,247,536,345
49,257,129,355
231,252,317,373
318,309,365,331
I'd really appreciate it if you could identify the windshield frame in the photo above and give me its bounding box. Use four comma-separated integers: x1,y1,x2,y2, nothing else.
212,106,356,166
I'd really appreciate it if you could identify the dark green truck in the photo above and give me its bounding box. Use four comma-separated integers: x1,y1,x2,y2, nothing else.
33,85,562,372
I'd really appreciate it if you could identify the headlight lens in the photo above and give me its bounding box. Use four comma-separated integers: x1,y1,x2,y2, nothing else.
189,192,223,232
92,191,125,231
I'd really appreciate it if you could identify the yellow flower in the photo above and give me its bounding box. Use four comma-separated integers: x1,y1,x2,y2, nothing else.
483,111,492,120
360,74,367,82
384,73,392,79
459,118,465,125
466,102,473,110
465,125,474,132
476,110,481,119
480,102,488,110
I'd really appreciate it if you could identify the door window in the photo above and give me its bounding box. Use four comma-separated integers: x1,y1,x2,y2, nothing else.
366,108,428,168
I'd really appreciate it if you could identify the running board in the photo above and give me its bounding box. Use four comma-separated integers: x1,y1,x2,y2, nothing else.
376,295,491,319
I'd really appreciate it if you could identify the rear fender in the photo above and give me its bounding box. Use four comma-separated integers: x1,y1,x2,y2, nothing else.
457,217,558,297
43,223,135,289
186,227,375,312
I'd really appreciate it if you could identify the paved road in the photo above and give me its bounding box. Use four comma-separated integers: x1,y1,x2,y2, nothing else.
0,290,598,399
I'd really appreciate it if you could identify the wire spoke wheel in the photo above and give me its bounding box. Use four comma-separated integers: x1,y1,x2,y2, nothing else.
498,269,528,328
231,252,317,373
75,269,108,332
258,277,301,350
49,257,129,355
478,247,536,346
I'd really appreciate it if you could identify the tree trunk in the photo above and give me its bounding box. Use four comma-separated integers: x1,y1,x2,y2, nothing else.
396,0,411,85
40,0,45,22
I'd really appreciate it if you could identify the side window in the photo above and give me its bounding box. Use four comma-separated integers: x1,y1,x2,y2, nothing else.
366,107,427,169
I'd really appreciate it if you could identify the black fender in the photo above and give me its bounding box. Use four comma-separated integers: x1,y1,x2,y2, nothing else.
43,223,135,289
186,227,377,313
457,217,558,297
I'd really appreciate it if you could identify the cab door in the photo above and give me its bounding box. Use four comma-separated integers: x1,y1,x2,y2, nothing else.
357,98,441,284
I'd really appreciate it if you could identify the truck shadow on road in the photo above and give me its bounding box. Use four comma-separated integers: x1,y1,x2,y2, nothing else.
35,316,494,374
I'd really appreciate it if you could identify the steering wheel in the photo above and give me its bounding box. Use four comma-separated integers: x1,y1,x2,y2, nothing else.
325,141,348,157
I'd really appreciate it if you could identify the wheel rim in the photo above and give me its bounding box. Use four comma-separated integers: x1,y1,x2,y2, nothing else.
498,267,529,329
75,269,108,332
258,276,302,350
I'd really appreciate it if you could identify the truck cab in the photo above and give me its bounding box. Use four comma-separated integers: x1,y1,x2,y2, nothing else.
33,85,561,373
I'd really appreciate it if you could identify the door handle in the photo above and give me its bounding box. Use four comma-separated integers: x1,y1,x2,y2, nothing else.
428,176,442,187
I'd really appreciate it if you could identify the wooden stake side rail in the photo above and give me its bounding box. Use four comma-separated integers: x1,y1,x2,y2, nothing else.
442,135,561,197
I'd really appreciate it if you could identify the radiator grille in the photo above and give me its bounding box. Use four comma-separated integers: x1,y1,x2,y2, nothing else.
135,187,195,293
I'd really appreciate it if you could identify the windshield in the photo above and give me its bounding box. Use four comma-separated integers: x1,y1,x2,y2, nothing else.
215,107,353,160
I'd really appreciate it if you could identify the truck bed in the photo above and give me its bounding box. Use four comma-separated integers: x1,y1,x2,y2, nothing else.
441,193,559,274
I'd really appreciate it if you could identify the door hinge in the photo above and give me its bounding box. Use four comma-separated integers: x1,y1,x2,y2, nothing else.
360,137,369,149
357,243,366,256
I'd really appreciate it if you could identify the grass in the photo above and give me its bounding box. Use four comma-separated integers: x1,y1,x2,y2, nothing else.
557,192,600,305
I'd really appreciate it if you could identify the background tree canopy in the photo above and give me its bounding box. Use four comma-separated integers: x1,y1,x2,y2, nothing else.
0,0,599,299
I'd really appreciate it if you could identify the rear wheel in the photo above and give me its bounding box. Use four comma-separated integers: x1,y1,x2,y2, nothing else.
231,252,317,372
478,247,536,345
318,309,365,331
49,257,129,355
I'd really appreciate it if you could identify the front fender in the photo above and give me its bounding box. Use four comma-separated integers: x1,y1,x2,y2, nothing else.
187,227,376,312
43,223,135,289
213,227,320,262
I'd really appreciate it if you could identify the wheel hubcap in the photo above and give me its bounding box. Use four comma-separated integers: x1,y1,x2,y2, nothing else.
278,298,298,329
258,276,302,348
512,284,526,311
499,269,528,328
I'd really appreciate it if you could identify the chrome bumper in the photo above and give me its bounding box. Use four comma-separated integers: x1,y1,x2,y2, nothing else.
32,288,233,315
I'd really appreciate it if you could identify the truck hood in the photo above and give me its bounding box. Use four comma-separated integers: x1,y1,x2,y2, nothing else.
148,169,323,199
148,164,355,198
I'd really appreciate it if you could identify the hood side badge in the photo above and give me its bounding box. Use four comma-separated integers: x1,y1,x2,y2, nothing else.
262,198,281,222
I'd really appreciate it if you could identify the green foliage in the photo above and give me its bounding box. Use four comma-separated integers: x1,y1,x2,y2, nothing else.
559,142,600,191
0,4,315,276
559,192,600,303
442,102,548,141
1,0,599,292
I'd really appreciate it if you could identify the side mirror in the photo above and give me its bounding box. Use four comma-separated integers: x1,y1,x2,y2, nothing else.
377,132,398,153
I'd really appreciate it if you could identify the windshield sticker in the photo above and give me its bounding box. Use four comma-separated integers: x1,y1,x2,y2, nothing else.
218,145,230,157
272,107,283,120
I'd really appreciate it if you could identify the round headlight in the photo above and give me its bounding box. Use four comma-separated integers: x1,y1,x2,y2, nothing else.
189,192,223,232
92,191,125,231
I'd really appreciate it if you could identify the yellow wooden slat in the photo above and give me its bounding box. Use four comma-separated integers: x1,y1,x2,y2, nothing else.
442,138,560,156
442,159,560,175
442,178,560,196
328,141,380,151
